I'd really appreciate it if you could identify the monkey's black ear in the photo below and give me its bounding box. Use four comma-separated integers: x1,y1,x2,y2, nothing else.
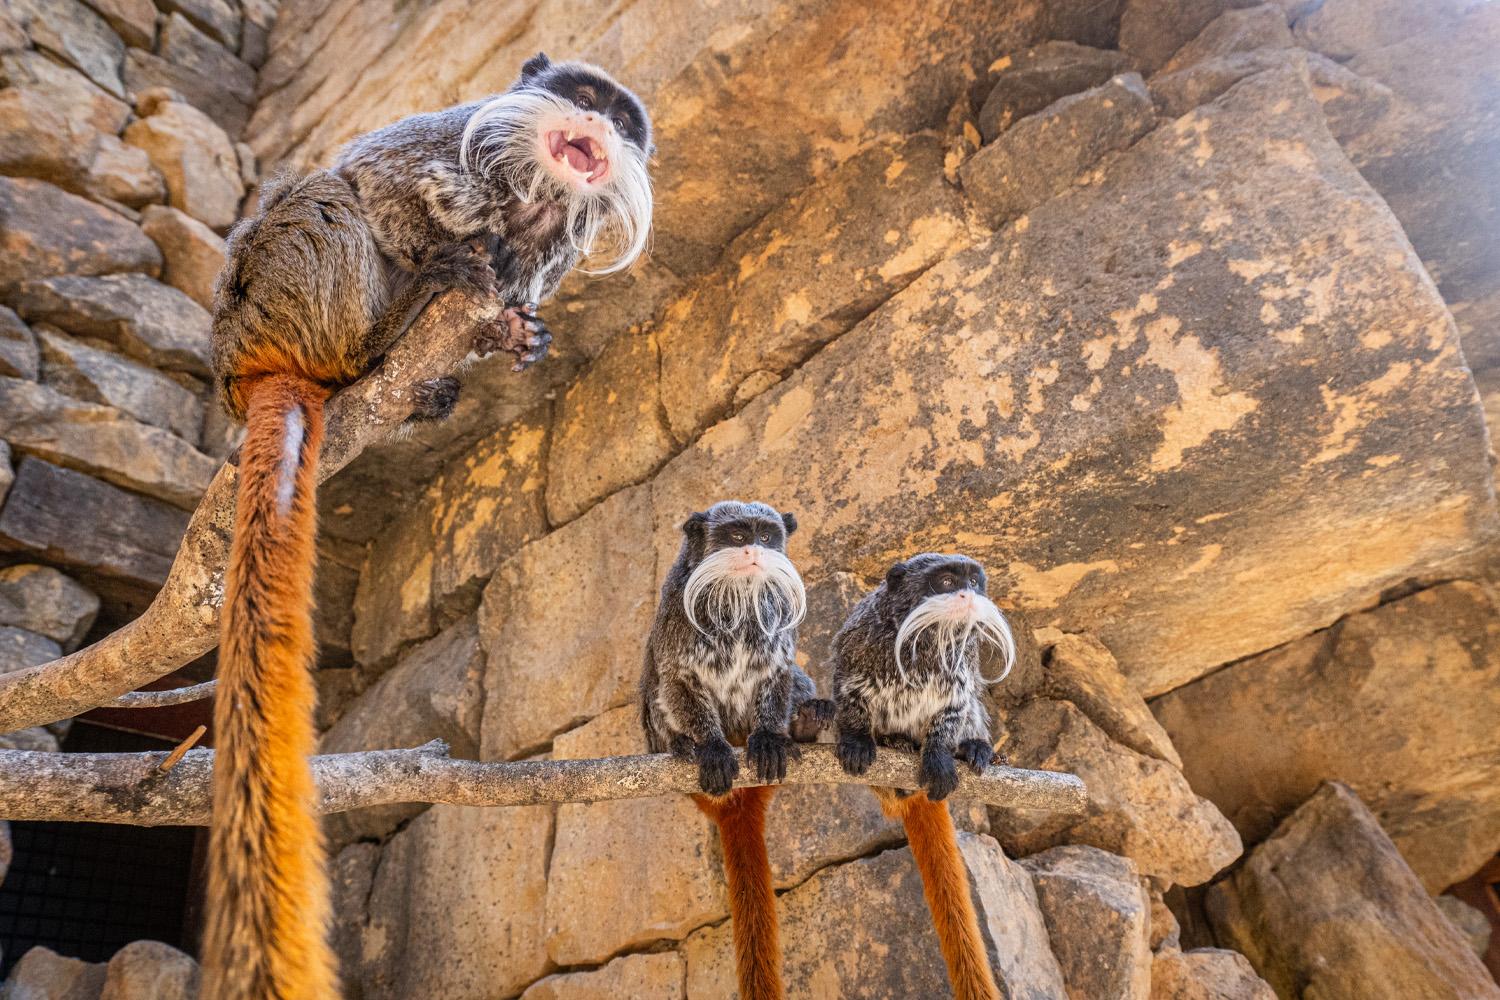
885,562,908,588
521,52,552,79
781,511,798,536
681,511,708,538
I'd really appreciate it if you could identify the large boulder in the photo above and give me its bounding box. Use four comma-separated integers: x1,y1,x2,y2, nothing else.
1157,5,1292,74
320,618,484,844
158,0,241,50
85,0,156,49
520,953,684,1000
138,205,225,310
7,0,125,97
357,802,552,1000
99,941,199,1000
684,834,1068,999
1149,948,1275,1000
36,326,203,442
649,65,1497,698
11,273,211,376
479,485,654,761
0,50,130,133
123,97,244,229
0,178,162,287
1020,846,1151,1000
0,377,215,508
0,624,61,674
1293,0,1469,60
2,945,107,999
978,42,1134,141
1153,580,1500,892
0,563,98,649
1207,783,1500,1000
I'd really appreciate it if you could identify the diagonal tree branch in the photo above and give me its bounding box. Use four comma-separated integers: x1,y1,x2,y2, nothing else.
0,743,1087,826
0,291,505,735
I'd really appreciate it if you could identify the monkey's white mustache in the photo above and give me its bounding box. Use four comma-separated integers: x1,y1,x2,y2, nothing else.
894,590,1016,684
684,546,807,637
461,88,652,274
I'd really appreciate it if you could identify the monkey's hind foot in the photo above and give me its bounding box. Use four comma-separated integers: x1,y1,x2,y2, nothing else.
407,376,461,422
919,746,959,801
747,729,800,784
790,698,835,742
696,738,739,797
954,739,995,775
421,240,496,296
475,303,552,372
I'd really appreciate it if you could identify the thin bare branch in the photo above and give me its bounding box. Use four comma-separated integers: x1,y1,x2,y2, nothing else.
0,292,505,735
0,743,1086,827
157,725,207,774
107,680,217,709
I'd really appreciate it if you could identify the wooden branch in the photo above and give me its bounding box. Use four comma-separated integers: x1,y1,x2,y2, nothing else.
157,725,206,774
0,742,1086,827
106,680,217,709
0,292,505,735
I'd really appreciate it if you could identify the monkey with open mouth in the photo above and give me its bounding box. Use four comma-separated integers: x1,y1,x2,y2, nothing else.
831,553,1017,1000
640,500,833,1000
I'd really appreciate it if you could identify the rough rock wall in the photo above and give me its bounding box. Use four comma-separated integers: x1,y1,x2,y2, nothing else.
0,0,1496,995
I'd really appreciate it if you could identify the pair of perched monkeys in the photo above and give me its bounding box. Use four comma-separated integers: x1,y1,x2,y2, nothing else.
202,49,1013,1000
643,500,1016,1000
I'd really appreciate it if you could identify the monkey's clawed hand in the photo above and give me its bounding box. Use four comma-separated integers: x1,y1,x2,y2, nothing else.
919,746,960,801
790,698,835,742
421,240,496,296
746,729,800,784
954,739,995,775
408,376,461,422
695,737,739,797
474,303,552,372
836,730,877,776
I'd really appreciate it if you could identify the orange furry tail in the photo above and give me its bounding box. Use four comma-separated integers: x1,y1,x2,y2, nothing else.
202,373,339,1000
877,790,1000,1000
694,787,784,1000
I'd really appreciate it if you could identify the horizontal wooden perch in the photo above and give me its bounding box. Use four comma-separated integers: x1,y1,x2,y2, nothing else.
0,290,505,736
0,741,1086,826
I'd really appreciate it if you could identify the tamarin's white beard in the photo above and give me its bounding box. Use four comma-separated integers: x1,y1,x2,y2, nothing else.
684,546,807,638
460,88,653,274
894,590,1016,684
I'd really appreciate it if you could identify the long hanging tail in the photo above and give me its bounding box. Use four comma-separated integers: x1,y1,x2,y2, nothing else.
202,373,339,1000
876,789,1001,1000
693,787,784,1000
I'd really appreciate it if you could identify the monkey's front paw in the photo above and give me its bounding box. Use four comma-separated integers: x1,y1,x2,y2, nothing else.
669,733,697,761
836,731,877,776
407,376,461,422
696,738,739,796
422,240,496,296
919,747,960,801
954,739,995,775
790,698,835,742
747,729,799,783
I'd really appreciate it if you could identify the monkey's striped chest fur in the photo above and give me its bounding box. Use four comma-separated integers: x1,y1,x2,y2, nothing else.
685,634,794,742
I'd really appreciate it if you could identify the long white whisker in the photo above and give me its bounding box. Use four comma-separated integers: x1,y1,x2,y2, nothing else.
683,547,806,638
893,591,1015,684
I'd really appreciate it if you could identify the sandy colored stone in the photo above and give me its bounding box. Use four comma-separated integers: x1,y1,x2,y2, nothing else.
9,0,125,97
123,99,243,229
84,136,165,210
0,86,101,190
359,802,552,1000
961,73,1155,228
544,329,671,525
479,485,653,760
1436,895,1493,959
0,49,130,133
327,840,379,982
100,940,199,1000
158,0,240,49
1207,783,1500,1000
0,624,61,675
36,326,202,441
649,65,1496,698
0,564,99,649
979,42,1134,140
520,953,685,1000
1149,43,1372,120
1149,948,1274,1000
0,177,162,286
0,457,189,591
685,833,1067,999
12,274,209,375
1293,0,1468,60
0,376,215,508
1119,0,1244,73
3,945,107,999
657,133,972,444
1154,580,1500,892
1158,4,1292,74
0,305,38,379
994,699,1241,886
351,407,548,669
321,618,484,844
1044,634,1180,767
1021,846,1150,1000
122,48,251,139
84,0,157,48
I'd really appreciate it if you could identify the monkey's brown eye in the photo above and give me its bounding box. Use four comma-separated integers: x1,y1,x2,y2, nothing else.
612,115,626,132
576,91,594,109
759,532,771,544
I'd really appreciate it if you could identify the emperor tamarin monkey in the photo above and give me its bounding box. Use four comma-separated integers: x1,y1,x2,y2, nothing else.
831,553,1017,1000
640,501,832,1000
203,54,653,1000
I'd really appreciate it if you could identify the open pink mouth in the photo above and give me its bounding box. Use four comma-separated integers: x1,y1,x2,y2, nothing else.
547,130,609,184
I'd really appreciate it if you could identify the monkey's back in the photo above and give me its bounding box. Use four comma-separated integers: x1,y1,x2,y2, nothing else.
211,169,385,419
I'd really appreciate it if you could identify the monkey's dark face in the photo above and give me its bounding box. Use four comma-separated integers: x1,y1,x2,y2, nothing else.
882,553,1014,682
513,53,652,191
680,501,804,636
